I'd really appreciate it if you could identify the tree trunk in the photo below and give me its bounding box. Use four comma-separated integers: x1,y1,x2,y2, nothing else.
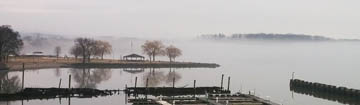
152,54,155,62
0,46,2,62
101,52,104,60
5,54,9,63
87,54,91,63
82,53,86,64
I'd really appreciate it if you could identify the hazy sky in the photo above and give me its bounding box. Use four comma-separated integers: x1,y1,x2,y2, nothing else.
1,0,360,38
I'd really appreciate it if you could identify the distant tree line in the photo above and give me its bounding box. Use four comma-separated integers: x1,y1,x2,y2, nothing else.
0,25,23,62
200,33,333,41
70,38,112,63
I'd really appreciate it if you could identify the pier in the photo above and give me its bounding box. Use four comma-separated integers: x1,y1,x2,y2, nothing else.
125,87,230,96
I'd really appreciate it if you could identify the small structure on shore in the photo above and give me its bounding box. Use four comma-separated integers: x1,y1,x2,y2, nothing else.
123,54,145,61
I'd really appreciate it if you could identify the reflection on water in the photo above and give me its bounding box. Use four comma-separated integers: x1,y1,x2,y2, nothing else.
54,68,61,77
0,101,10,105
290,84,360,105
165,69,181,86
123,68,145,74
142,68,181,87
70,68,112,88
0,71,21,94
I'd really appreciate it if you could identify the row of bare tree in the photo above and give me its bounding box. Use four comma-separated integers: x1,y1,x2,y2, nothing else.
69,38,112,63
68,39,181,63
141,40,182,62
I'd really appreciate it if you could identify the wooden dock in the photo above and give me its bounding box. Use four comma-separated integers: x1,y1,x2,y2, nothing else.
126,86,280,105
129,93,280,105
125,86,230,96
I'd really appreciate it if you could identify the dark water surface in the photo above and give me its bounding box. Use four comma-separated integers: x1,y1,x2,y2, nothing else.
1,40,360,105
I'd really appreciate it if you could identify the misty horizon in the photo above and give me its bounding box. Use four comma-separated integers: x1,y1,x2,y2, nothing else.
1,0,360,39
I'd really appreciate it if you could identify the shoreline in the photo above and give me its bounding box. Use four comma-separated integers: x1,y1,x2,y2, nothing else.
67,62,220,68
1,61,220,71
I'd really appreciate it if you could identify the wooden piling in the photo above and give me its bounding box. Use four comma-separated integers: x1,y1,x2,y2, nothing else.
58,79,62,88
227,76,231,91
0,80,2,91
134,77,137,88
145,78,149,100
193,80,196,97
221,74,224,89
172,77,175,88
68,75,71,89
22,63,25,90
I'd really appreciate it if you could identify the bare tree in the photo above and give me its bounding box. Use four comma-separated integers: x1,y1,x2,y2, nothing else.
54,46,61,59
93,40,112,60
165,45,182,62
0,25,23,62
74,38,96,63
70,45,82,60
141,40,165,62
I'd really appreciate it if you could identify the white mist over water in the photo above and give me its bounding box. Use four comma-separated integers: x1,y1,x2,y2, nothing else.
2,40,360,105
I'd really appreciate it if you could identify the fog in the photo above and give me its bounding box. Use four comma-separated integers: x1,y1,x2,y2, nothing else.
1,0,360,39
6,38,360,105
2,0,360,104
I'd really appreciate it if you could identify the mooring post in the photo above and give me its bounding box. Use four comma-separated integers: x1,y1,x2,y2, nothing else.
172,77,175,88
22,63,25,90
227,76,231,91
292,72,295,79
145,78,149,100
0,80,2,91
58,78,62,88
68,75,71,89
193,80,196,98
134,77,137,88
68,96,71,105
221,74,224,90
134,77,138,98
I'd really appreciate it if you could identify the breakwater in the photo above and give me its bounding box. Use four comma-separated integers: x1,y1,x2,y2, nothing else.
290,79,360,105
0,88,121,101
67,62,220,68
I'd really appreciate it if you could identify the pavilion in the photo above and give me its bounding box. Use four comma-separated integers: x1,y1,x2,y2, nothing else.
123,54,145,61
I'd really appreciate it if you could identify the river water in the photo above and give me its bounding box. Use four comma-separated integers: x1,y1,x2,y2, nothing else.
1,40,360,105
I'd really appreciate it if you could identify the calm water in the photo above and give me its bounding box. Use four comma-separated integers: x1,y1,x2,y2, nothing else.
1,40,360,105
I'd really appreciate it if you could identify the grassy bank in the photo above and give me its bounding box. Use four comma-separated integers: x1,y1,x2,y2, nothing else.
1,56,220,70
